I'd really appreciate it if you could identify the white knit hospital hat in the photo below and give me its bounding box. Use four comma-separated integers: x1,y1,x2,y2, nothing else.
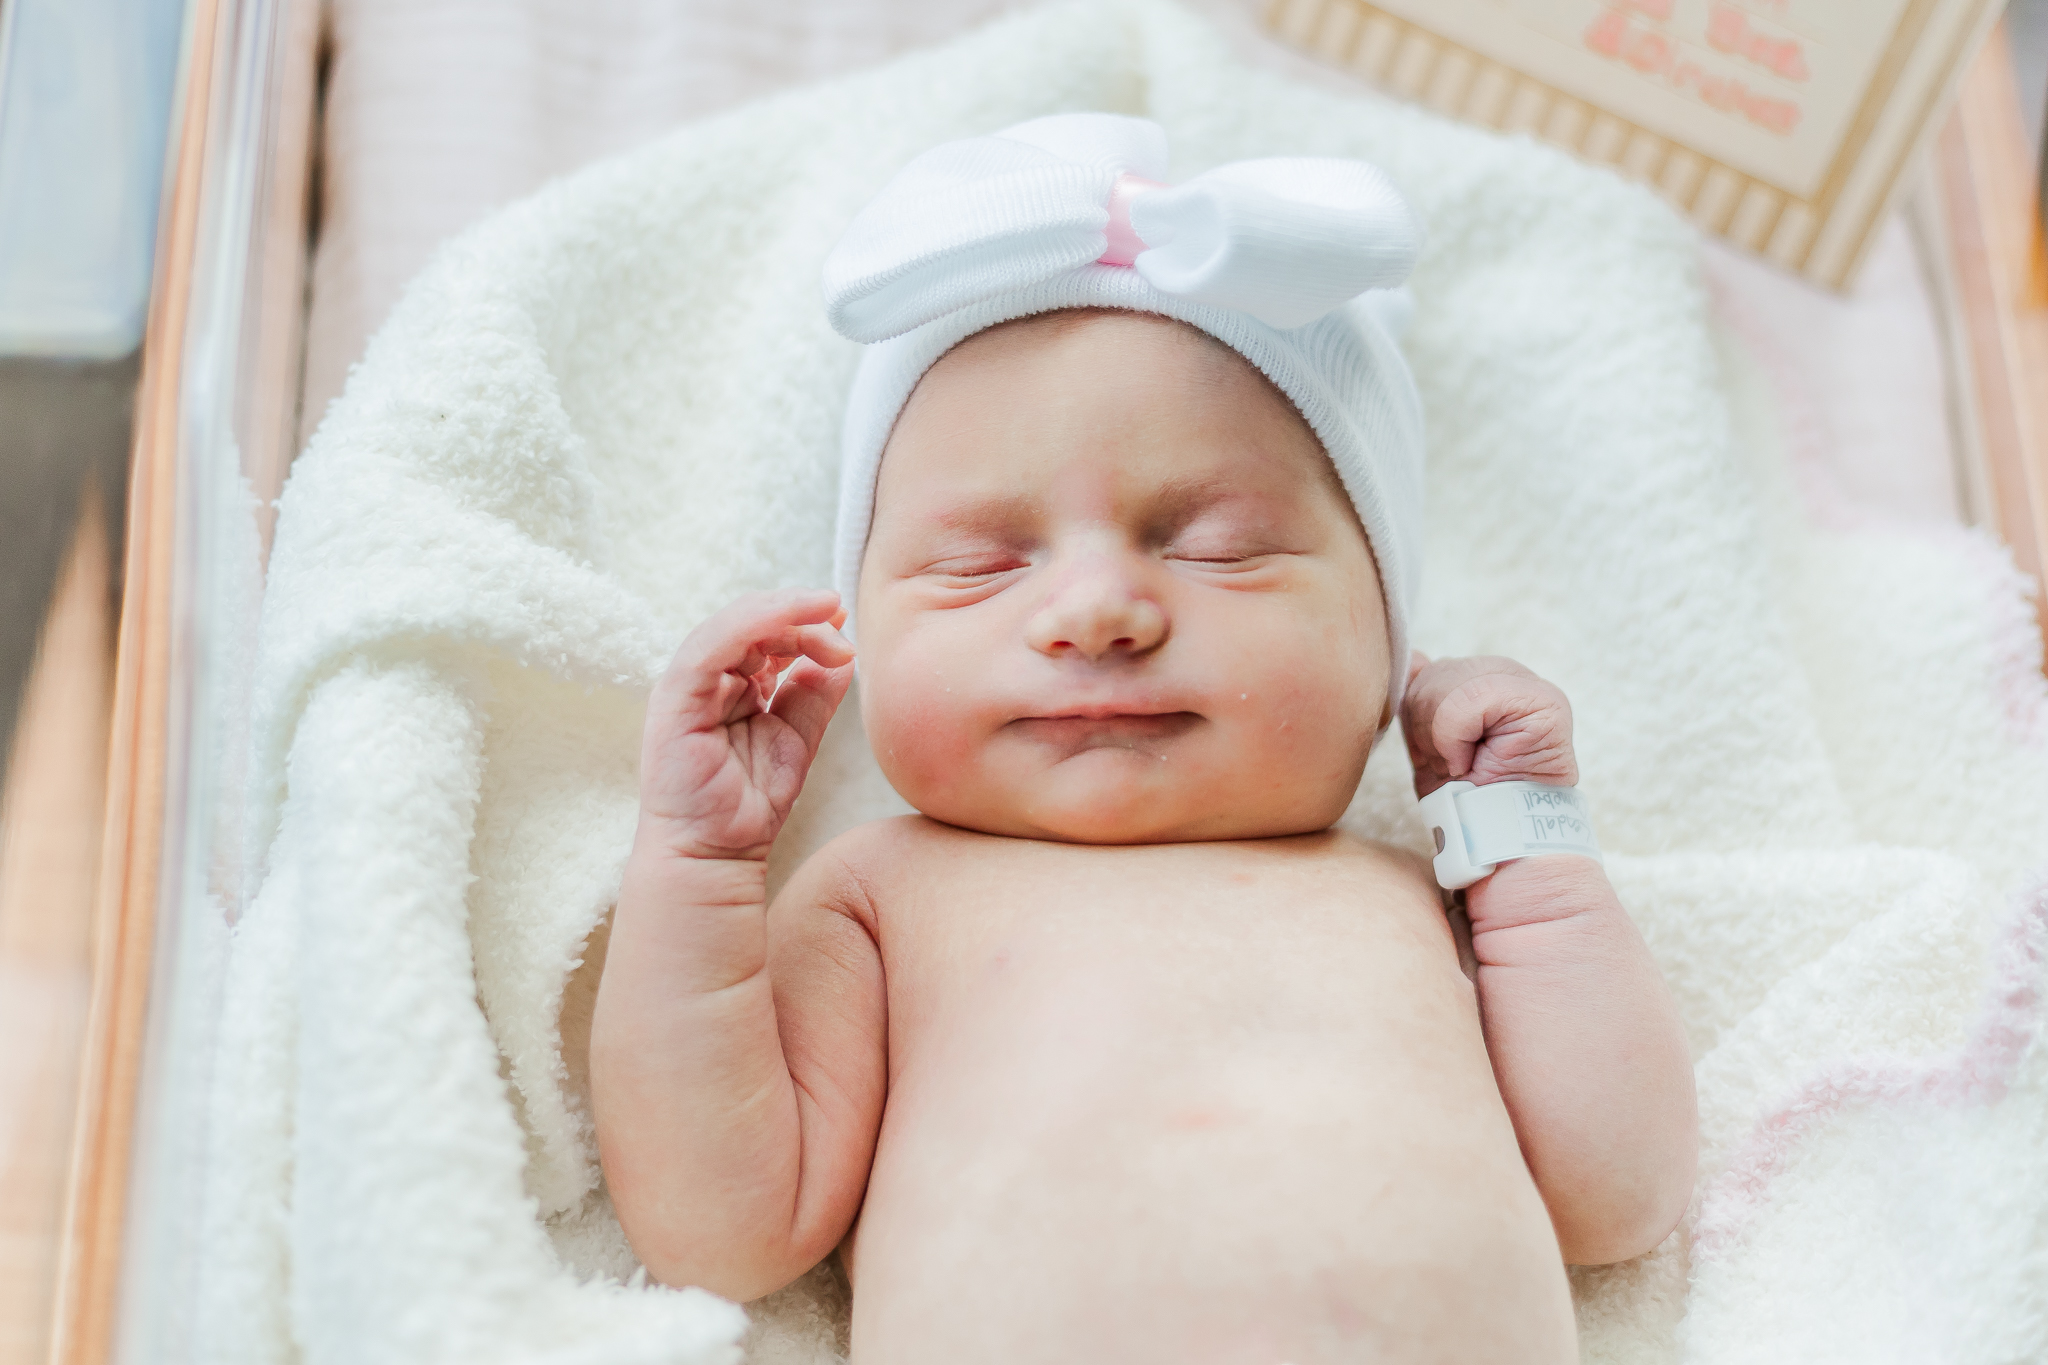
822,113,1427,715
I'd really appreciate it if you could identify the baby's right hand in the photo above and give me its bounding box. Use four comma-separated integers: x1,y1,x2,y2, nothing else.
637,588,856,860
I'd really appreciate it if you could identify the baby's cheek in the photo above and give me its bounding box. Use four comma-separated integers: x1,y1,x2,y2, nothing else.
860,658,986,805
1225,646,1379,801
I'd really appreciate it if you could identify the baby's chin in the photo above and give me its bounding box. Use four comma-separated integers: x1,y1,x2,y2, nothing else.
911,749,1344,845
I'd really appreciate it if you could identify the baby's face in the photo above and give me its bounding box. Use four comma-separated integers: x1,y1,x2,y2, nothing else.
856,309,1390,844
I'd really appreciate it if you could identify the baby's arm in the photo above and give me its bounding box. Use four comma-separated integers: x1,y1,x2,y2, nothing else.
591,589,882,1301
1404,655,1697,1266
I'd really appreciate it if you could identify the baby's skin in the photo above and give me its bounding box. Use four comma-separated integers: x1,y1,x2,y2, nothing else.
591,311,1697,1363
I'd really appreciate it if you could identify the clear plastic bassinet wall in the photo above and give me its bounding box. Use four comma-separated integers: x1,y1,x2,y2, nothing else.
47,0,316,1358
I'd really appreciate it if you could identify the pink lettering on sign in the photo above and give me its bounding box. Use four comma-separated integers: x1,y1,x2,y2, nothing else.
1672,60,1802,133
1582,9,1803,137
1705,5,1810,81
1584,10,1629,57
1625,30,1673,74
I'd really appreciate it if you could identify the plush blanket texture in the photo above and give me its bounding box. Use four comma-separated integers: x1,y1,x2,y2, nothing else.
194,2,2048,1361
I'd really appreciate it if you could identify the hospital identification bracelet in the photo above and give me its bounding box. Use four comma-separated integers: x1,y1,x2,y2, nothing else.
1418,780,1602,891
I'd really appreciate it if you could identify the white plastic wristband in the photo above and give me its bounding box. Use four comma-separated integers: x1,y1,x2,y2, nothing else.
1418,780,1602,890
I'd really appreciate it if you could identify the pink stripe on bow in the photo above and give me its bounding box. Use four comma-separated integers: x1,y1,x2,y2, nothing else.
1098,172,1166,267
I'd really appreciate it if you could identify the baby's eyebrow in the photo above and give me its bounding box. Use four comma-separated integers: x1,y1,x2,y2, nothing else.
1139,474,1260,533
921,493,1038,538
1147,474,1232,516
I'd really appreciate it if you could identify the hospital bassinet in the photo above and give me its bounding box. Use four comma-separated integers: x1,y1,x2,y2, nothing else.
36,0,2048,1359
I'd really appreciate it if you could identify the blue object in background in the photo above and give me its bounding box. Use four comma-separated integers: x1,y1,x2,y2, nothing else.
0,0,188,358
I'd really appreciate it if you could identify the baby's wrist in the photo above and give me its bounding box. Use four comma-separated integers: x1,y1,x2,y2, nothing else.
1419,779,1598,891
632,812,777,864
1461,854,1612,933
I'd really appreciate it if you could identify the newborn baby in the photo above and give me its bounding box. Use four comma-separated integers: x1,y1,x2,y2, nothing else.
592,115,1696,1363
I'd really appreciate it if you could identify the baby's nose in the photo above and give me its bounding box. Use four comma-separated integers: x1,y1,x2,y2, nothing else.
1025,575,1168,661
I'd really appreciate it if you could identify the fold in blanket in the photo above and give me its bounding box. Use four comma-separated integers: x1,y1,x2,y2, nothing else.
188,2,2048,1361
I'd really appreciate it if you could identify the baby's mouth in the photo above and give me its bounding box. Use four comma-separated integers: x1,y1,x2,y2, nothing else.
1006,711,1203,754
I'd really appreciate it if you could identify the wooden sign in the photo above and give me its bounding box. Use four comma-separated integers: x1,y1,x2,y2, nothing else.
1264,0,2007,286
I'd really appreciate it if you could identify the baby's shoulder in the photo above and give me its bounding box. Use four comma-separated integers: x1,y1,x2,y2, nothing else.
1281,828,1439,899
774,815,954,911
809,814,958,868
1270,825,1429,868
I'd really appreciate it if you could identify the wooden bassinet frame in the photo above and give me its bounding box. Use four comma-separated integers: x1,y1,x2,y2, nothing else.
37,0,2048,1359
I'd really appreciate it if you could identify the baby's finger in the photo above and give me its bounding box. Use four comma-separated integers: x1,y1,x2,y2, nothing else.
1401,656,1504,767
795,621,855,669
659,589,843,726
733,623,854,687
769,656,856,756
676,589,842,671
1425,685,1490,781
1430,671,1577,786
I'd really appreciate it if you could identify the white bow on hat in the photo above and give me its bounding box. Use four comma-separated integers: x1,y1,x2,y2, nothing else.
823,113,1423,341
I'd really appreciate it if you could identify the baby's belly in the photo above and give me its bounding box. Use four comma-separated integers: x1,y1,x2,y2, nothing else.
845,843,1576,1365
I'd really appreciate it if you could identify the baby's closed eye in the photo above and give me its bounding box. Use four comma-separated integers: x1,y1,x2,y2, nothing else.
923,554,1027,579
1164,542,1282,567
1149,494,1311,568
1162,522,1300,568
910,549,1033,596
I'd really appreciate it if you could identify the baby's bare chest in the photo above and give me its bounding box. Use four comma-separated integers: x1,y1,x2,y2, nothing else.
858,828,1480,1092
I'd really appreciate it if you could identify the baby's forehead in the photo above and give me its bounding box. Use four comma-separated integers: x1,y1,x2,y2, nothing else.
886,308,1347,512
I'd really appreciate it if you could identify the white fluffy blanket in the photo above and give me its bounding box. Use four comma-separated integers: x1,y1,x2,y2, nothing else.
195,2,2048,1360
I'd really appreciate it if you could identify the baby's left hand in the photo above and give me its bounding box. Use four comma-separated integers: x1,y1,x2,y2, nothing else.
1401,653,1577,798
